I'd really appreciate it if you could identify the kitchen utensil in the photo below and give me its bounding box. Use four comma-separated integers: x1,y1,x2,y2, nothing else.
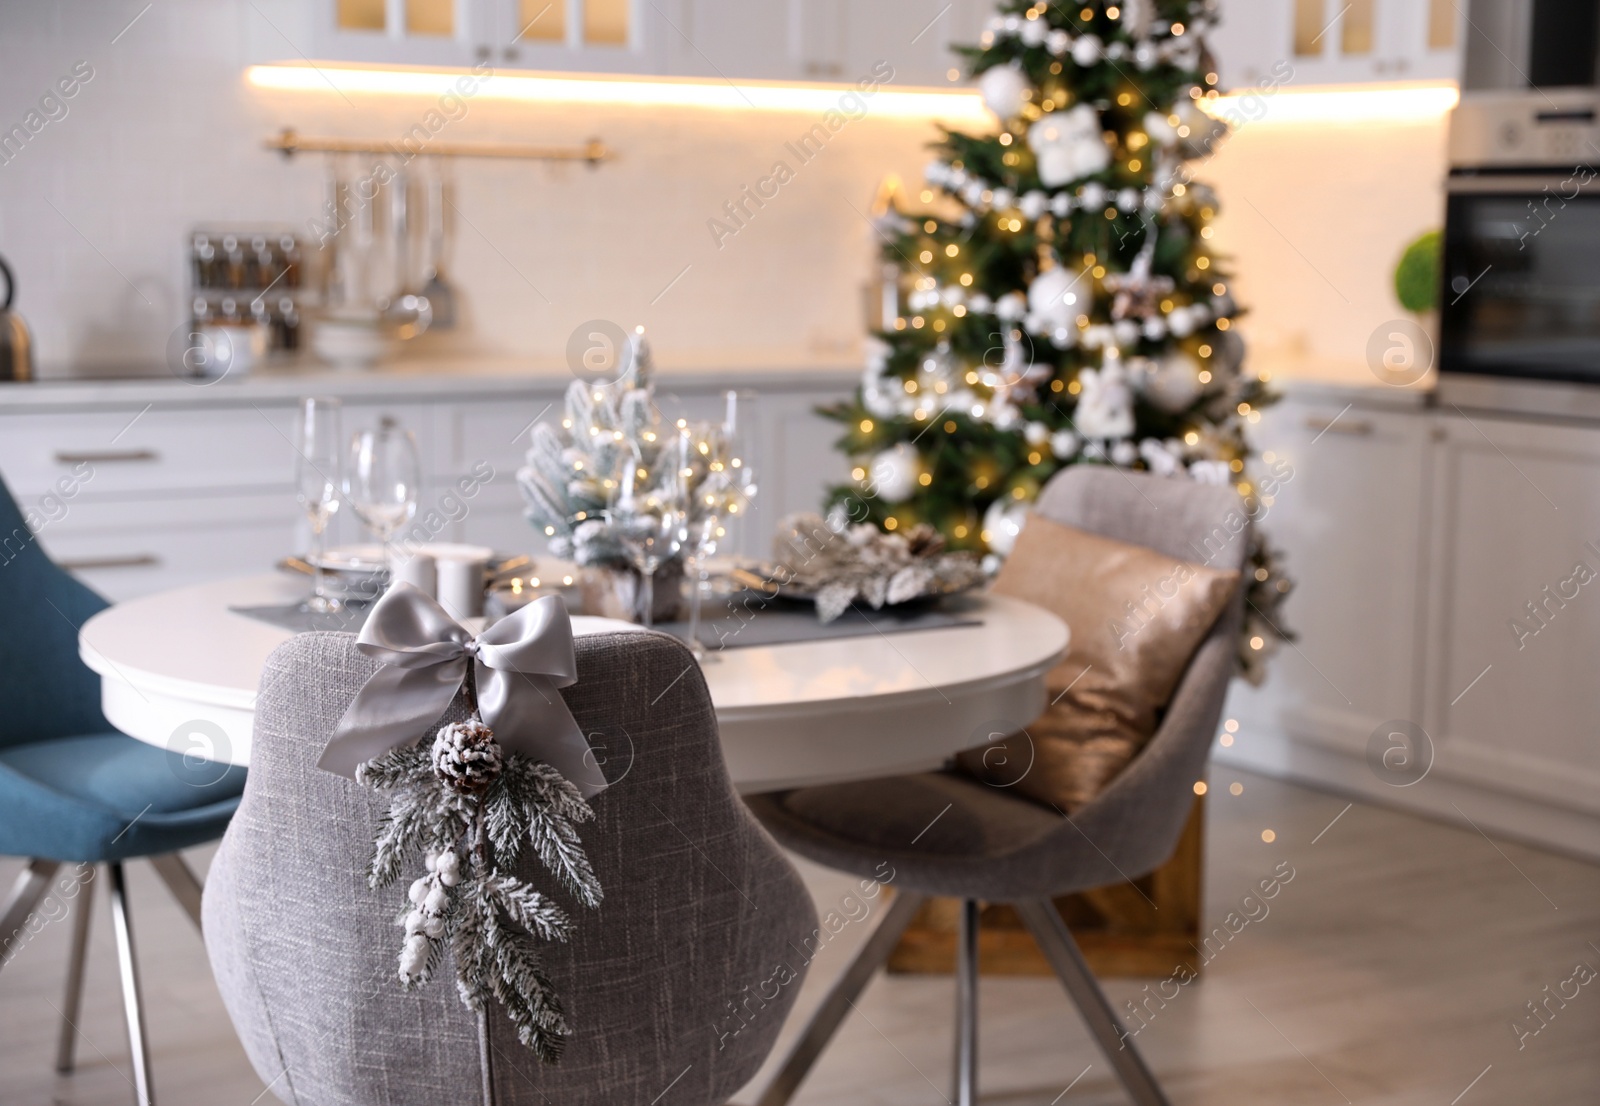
0,253,34,381
419,169,457,329
382,170,431,342
295,397,344,613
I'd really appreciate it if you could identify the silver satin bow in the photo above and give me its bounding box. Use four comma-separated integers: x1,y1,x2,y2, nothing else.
318,583,608,797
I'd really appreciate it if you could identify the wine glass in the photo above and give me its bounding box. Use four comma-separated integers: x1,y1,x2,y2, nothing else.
346,417,421,581
295,397,344,613
606,439,686,628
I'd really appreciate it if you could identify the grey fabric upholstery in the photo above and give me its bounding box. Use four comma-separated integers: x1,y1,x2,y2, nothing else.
204,629,816,1106
747,467,1251,901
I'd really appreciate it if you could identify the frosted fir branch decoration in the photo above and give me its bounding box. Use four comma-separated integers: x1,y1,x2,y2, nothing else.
517,329,670,570
776,512,986,623
358,716,603,1064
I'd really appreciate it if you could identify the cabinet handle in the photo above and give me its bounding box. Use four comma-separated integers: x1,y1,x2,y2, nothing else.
57,554,160,571
53,449,158,464
1304,415,1374,437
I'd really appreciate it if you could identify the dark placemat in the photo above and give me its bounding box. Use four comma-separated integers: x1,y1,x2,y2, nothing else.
655,597,981,650
230,601,373,634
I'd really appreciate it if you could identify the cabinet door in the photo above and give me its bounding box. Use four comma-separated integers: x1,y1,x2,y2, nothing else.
661,0,800,81
489,0,666,73
1235,396,1430,755
838,0,980,88
1423,413,1600,816
313,0,486,66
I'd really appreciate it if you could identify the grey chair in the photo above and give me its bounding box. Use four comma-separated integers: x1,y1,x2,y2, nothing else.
203,628,816,1106
744,467,1251,1106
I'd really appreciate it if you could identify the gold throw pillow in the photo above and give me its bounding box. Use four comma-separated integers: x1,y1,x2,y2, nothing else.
957,512,1239,811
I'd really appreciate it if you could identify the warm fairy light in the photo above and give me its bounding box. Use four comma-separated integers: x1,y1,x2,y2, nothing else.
859,419,874,432
1250,635,1265,650
1220,733,1234,746
1229,782,1243,796
884,517,899,530
1224,719,1239,732
1204,80,1458,124
1261,829,1276,843
1193,780,1207,795
245,63,993,121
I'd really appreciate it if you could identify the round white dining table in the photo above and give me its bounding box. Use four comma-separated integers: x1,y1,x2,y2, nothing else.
78,574,1068,794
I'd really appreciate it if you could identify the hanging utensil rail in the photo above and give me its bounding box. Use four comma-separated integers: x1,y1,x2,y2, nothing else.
265,128,612,165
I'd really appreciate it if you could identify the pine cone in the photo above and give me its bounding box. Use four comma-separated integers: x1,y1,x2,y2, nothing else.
431,720,504,794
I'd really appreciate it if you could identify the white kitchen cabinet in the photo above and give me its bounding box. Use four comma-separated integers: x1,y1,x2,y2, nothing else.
0,369,853,604
1420,412,1600,820
1224,390,1432,760
311,0,665,73
1210,0,1462,89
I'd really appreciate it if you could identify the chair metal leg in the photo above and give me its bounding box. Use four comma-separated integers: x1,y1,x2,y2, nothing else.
149,853,204,934
1015,899,1171,1106
952,899,979,1106
753,890,928,1106
0,858,61,970
108,863,155,1106
56,868,97,1073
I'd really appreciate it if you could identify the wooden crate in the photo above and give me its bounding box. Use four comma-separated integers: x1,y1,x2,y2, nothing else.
886,796,1204,978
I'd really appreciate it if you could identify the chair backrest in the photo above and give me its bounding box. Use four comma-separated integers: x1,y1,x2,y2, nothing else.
1029,465,1252,881
204,629,816,1106
0,472,110,748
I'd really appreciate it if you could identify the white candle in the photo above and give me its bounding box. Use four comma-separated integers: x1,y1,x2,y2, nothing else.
723,390,738,437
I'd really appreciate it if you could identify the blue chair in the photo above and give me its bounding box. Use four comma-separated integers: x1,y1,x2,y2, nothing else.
0,474,246,1106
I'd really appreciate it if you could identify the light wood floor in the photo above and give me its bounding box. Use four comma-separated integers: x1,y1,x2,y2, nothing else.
3,768,1598,1105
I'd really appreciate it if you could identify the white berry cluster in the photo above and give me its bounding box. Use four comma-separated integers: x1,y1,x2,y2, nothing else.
399,848,461,984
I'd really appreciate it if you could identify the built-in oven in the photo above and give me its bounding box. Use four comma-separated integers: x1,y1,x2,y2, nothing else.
1439,90,1600,418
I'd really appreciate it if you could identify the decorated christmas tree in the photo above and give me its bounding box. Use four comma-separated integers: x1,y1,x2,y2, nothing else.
822,0,1291,680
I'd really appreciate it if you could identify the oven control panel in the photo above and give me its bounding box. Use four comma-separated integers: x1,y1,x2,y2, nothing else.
1450,90,1600,169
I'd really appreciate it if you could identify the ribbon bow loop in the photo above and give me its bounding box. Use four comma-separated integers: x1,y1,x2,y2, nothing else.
318,584,606,797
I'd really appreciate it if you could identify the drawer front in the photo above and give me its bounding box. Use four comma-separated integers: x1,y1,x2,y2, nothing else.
33,492,296,602
0,407,299,498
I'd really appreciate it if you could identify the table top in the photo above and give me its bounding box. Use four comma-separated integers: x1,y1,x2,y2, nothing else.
80,573,1068,791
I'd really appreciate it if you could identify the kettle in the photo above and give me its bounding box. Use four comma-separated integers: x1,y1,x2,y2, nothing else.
0,254,33,381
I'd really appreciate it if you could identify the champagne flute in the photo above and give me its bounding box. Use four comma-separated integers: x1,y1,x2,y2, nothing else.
680,421,732,660
607,439,686,628
295,397,343,613
346,417,421,581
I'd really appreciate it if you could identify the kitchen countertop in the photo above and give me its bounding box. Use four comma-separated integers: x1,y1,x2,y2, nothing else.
0,354,864,411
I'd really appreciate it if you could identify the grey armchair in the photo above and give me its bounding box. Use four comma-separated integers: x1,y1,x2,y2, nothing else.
745,467,1251,1106
203,628,816,1106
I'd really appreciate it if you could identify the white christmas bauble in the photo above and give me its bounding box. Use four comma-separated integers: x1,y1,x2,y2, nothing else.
978,63,1029,119
1050,429,1080,459
992,404,1021,430
1050,192,1073,217
1134,41,1157,69
1142,317,1168,341
1106,41,1128,59
1027,266,1090,332
1140,438,1181,476
1071,35,1103,66
869,443,922,503
1111,440,1138,466
940,284,965,307
1112,319,1141,348
1080,181,1106,209
995,291,1027,322
983,498,1030,556
1047,29,1071,54
1024,420,1050,446
1143,110,1178,146
1117,187,1140,211
1050,326,1078,349
991,186,1015,210
1019,190,1048,221
1167,306,1197,338
969,293,994,314
1142,350,1205,412
1002,14,1021,32
863,383,899,418
1019,17,1048,46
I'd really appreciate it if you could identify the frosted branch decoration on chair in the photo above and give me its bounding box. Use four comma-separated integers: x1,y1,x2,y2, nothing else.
319,583,607,1063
